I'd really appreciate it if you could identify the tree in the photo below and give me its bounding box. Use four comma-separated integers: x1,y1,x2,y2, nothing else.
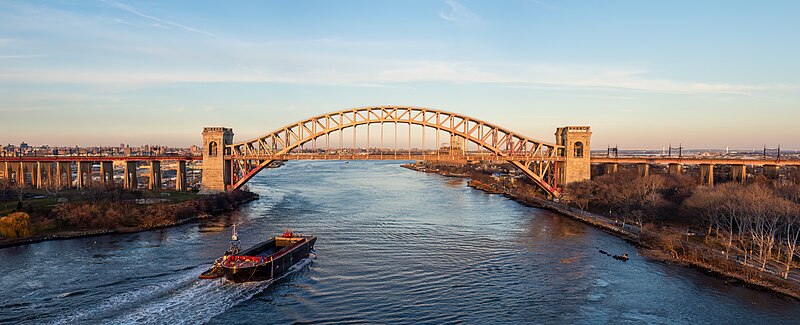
42,177,61,198
613,176,667,227
0,212,31,239
11,178,27,205
564,180,592,211
683,186,721,238
782,211,800,279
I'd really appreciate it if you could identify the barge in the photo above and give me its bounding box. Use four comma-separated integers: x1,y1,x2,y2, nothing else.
200,226,316,283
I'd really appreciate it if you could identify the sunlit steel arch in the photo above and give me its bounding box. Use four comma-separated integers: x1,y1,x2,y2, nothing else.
224,106,565,196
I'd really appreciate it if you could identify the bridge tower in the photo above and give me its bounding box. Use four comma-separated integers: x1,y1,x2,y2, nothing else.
555,126,592,186
201,127,234,193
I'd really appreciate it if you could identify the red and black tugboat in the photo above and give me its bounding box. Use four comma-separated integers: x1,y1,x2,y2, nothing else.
200,225,316,283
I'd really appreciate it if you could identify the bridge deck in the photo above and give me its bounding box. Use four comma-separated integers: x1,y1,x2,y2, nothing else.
228,154,564,162
590,157,800,166
0,156,201,162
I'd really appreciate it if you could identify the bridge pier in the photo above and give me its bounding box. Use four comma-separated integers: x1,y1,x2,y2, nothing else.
700,164,714,186
637,163,649,177
43,162,54,188
764,164,780,179
201,127,234,193
668,163,682,174
77,162,92,189
604,163,618,175
124,161,138,190
732,164,747,183
17,162,25,186
56,162,69,188
149,161,162,190
26,163,37,188
36,162,43,189
100,161,114,189
1,161,7,180
176,161,187,191
554,126,592,185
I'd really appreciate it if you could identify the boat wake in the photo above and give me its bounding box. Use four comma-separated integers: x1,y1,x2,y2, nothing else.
50,258,313,325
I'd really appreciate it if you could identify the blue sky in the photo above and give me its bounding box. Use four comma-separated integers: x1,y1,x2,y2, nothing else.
1,0,799,149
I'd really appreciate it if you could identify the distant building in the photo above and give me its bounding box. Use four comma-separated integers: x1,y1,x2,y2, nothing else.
440,135,464,155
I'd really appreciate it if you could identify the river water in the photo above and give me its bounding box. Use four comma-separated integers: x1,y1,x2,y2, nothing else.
1,161,799,324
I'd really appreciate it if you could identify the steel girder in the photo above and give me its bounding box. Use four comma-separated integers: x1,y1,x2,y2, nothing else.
225,106,565,196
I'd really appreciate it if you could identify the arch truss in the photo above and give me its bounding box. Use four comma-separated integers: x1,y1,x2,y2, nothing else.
225,106,565,196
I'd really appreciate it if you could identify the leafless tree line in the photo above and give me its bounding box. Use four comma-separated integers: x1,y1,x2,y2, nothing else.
685,183,800,278
564,170,800,279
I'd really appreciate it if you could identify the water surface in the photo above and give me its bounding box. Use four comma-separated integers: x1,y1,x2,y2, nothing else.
1,161,798,324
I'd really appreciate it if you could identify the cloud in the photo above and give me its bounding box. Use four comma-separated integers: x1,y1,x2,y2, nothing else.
439,0,480,24
112,18,168,30
0,54,47,59
0,2,788,98
0,58,789,96
101,0,214,37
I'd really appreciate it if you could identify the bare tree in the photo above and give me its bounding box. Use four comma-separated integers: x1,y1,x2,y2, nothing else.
564,180,592,211
10,178,28,208
782,211,800,279
42,176,61,198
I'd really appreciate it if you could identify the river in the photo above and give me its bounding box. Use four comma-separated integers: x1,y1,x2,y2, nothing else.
1,161,798,324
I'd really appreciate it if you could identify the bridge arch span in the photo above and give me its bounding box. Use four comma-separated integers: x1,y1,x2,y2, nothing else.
211,106,570,196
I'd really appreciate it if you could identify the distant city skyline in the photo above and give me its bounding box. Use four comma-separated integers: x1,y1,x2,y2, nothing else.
1,1,799,149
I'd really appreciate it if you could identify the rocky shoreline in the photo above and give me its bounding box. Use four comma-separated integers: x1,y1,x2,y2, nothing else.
0,190,258,249
404,162,800,300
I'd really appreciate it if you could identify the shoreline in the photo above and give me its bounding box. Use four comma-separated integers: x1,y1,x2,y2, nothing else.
404,163,800,300
0,191,258,249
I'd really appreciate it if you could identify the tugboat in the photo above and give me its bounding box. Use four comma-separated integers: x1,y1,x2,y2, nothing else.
200,226,316,283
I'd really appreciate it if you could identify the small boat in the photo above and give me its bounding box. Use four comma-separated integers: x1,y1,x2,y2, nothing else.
612,253,629,261
200,226,316,283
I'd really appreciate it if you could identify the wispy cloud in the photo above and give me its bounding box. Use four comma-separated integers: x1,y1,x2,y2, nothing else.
0,57,790,97
439,0,481,24
0,2,791,97
101,0,214,37
112,18,168,30
0,54,47,59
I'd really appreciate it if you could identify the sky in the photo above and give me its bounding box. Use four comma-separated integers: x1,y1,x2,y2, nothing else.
1,0,799,149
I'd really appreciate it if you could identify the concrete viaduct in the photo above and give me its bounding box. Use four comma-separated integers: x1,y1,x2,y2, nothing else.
0,156,199,191
592,157,799,186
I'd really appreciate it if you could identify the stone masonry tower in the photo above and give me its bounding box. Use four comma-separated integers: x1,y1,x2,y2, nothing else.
555,126,592,186
201,127,234,193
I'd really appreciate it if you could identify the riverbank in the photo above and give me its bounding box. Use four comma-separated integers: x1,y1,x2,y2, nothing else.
404,161,800,300
0,190,258,249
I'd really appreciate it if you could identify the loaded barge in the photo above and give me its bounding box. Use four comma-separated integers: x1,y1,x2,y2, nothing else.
200,226,316,283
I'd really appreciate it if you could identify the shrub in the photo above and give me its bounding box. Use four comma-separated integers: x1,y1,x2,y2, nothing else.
0,212,31,239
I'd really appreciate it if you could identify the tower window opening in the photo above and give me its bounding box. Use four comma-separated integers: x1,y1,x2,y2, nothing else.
574,142,584,158
209,141,218,156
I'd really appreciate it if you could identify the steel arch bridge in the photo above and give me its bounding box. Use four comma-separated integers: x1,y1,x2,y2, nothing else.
207,106,572,197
